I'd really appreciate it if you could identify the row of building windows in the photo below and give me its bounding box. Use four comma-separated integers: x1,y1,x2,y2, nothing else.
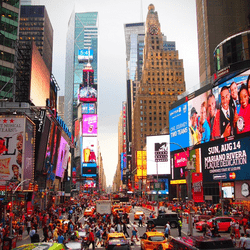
0,22,18,36
0,50,14,63
19,32,44,36
140,111,167,115
2,7,18,21
20,17,44,22
19,27,44,31
0,35,15,49
151,61,181,66
20,22,44,27
0,65,14,78
148,71,182,76
20,36,43,41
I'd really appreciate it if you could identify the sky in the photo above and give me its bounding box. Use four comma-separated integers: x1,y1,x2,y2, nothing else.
38,0,200,186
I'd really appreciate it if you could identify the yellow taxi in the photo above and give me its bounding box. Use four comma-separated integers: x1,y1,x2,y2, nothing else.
105,233,126,248
112,208,125,216
84,207,94,216
140,231,170,250
134,211,144,220
112,204,121,213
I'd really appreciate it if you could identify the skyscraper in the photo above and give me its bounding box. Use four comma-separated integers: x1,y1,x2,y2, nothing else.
0,0,20,99
196,0,250,85
64,11,98,131
19,5,53,74
132,4,186,166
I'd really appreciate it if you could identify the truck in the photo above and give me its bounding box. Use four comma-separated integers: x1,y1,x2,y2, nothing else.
96,200,112,215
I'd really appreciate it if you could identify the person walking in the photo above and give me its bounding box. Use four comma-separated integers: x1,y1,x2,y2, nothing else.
164,222,170,238
177,218,182,237
243,234,250,250
131,222,139,242
42,225,49,242
122,221,129,238
88,229,95,250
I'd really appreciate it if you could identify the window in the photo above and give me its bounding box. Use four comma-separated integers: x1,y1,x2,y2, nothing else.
149,122,152,126
154,117,156,120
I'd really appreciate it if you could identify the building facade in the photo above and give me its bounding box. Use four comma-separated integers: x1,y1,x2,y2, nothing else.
64,11,98,132
196,0,250,85
0,0,20,99
19,5,53,74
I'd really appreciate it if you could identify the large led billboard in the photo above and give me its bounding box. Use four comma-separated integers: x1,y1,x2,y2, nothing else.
82,103,96,114
30,43,50,106
78,49,93,63
82,114,97,136
146,135,170,175
56,136,70,178
0,117,35,191
136,151,147,177
170,69,250,151
83,69,94,86
79,84,97,102
81,137,97,164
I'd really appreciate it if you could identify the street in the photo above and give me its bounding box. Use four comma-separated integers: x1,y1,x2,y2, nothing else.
15,206,237,250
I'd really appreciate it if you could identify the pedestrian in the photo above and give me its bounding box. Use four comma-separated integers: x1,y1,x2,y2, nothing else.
164,222,170,238
202,220,207,237
122,221,129,238
29,227,36,242
88,229,95,250
95,227,103,248
239,233,246,249
243,234,250,250
26,218,31,235
42,225,49,242
138,215,143,227
234,221,240,239
177,218,182,237
131,222,139,242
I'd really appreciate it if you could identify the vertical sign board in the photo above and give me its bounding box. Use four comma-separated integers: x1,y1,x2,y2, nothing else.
192,172,204,203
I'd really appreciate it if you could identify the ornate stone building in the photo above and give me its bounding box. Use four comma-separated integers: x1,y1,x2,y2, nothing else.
132,4,186,177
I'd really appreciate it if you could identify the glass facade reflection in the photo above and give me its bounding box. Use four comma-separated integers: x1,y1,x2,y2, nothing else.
64,11,98,131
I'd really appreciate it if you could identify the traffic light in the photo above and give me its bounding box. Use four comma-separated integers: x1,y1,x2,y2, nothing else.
34,184,38,192
28,183,33,190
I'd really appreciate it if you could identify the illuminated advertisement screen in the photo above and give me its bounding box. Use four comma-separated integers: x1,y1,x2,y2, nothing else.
82,163,97,177
30,43,50,106
81,137,97,164
83,179,96,188
56,136,70,178
146,135,170,175
78,49,93,63
169,69,250,151
23,118,35,190
201,136,250,182
83,69,94,87
0,117,25,190
82,103,96,114
150,178,169,194
79,84,97,102
82,114,97,136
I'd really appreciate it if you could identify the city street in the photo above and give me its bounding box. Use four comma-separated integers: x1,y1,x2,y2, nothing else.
15,206,237,250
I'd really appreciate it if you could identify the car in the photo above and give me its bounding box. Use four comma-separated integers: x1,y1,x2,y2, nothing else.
113,208,125,216
105,233,127,249
14,243,66,250
65,241,82,250
147,213,179,228
195,220,207,232
84,207,94,216
170,236,241,250
140,231,170,250
134,211,144,220
207,217,236,232
106,238,131,250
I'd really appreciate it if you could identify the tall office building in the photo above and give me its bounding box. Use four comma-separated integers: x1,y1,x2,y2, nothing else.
133,4,186,156
0,0,20,99
196,0,250,84
19,5,53,74
64,11,98,131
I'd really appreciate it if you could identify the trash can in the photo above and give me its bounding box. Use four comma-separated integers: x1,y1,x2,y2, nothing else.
2,236,17,250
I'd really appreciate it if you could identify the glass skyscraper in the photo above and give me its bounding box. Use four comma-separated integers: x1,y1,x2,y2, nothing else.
64,11,98,131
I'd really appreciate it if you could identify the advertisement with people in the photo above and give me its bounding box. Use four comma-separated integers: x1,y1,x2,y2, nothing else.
0,117,26,190
170,69,250,151
79,84,97,102
81,136,97,164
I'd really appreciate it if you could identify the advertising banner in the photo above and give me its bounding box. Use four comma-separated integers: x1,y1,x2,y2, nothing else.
169,69,250,152
150,178,169,194
192,172,204,203
81,137,97,164
0,117,25,190
82,114,97,136
174,149,189,168
82,163,97,177
55,136,70,178
78,49,93,63
201,136,250,182
82,103,96,114
146,135,170,175
75,120,80,139
79,84,97,102
137,151,143,178
23,118,35,191
169,103,189,151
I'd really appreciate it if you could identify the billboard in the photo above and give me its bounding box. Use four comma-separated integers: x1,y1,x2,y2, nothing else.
0,117,34,190
150,178,169,194
83,69,94,86
78,49,93,63
170,69,250,151
192,173,204,203
55,136,70,178
30,43,50,106
82,103,96,114
146,135,170,175
136,151,147,177
201,136,250,182
81,137,97,164
82,114,98,136
82,163,97,177
79,84,97,102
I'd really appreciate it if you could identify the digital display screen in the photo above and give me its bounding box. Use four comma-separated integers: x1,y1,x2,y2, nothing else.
79,84,97,102
222,186,234,199
82,114,97,135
